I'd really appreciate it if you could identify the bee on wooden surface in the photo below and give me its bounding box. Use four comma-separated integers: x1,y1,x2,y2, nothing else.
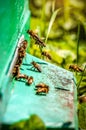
18,44,26,58
27,30,46,47
16,58,23,66
18,51,26,58
69,65,83,72
41,51,51,60
35,83,49,89
26,76,34,85
36,87,49,95
12,40,28,77
20,40,28,49
31,61,41,72
18,47,25,54
15,73,28,80
12,65,20,76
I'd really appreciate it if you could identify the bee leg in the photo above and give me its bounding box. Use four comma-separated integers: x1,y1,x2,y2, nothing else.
29,66,36,72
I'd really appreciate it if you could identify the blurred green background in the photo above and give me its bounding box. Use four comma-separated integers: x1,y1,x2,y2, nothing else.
29,0,86,69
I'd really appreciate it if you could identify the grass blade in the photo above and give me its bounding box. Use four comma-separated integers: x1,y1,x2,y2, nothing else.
76,22,80,65
52,0,56,12
45,8,61,44
77,65,86,90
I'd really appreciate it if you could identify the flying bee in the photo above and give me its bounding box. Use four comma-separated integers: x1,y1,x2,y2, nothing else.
35,39,46,47
78,95,86,103
27,30,39,40
15,73,28,80
31,61,41,72
36,87,49,95
41,51,51,60
69,64,83,72
27,30,46,47
35,83,49,89
26,76,34,85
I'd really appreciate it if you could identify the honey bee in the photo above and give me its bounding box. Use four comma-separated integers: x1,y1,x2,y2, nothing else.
18,46,25,52
41,51,51,60
12,40,28,78
15,73,28,80
31,61,41,72
78,95,86,103
16,58,23,66
26,76,34,85
16,40,27,65
69,65,83,72
27,30,39,40
35,83,49,95
20,40,28,49
18,51,26,58
12,64,20,76
36,87,49,95
35,83,49,89
27,30,46,47
18,44,27,59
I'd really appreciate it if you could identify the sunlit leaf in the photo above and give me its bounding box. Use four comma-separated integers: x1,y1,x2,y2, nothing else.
78,103,86,129
9,115,46,130
27,114,46,130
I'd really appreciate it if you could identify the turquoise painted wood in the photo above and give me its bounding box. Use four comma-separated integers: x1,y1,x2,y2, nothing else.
1,53,78,129
0,0,30,88
0,0,78,129
0,0,30,124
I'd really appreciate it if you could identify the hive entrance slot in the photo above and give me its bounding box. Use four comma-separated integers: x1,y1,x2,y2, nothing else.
8,35,25,76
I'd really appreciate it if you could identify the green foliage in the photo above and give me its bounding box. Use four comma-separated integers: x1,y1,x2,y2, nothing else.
77,65,86,90
27,115,46,130
45,8,61,44
78,103,86,129
76,22,80,65
9,115,46,130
